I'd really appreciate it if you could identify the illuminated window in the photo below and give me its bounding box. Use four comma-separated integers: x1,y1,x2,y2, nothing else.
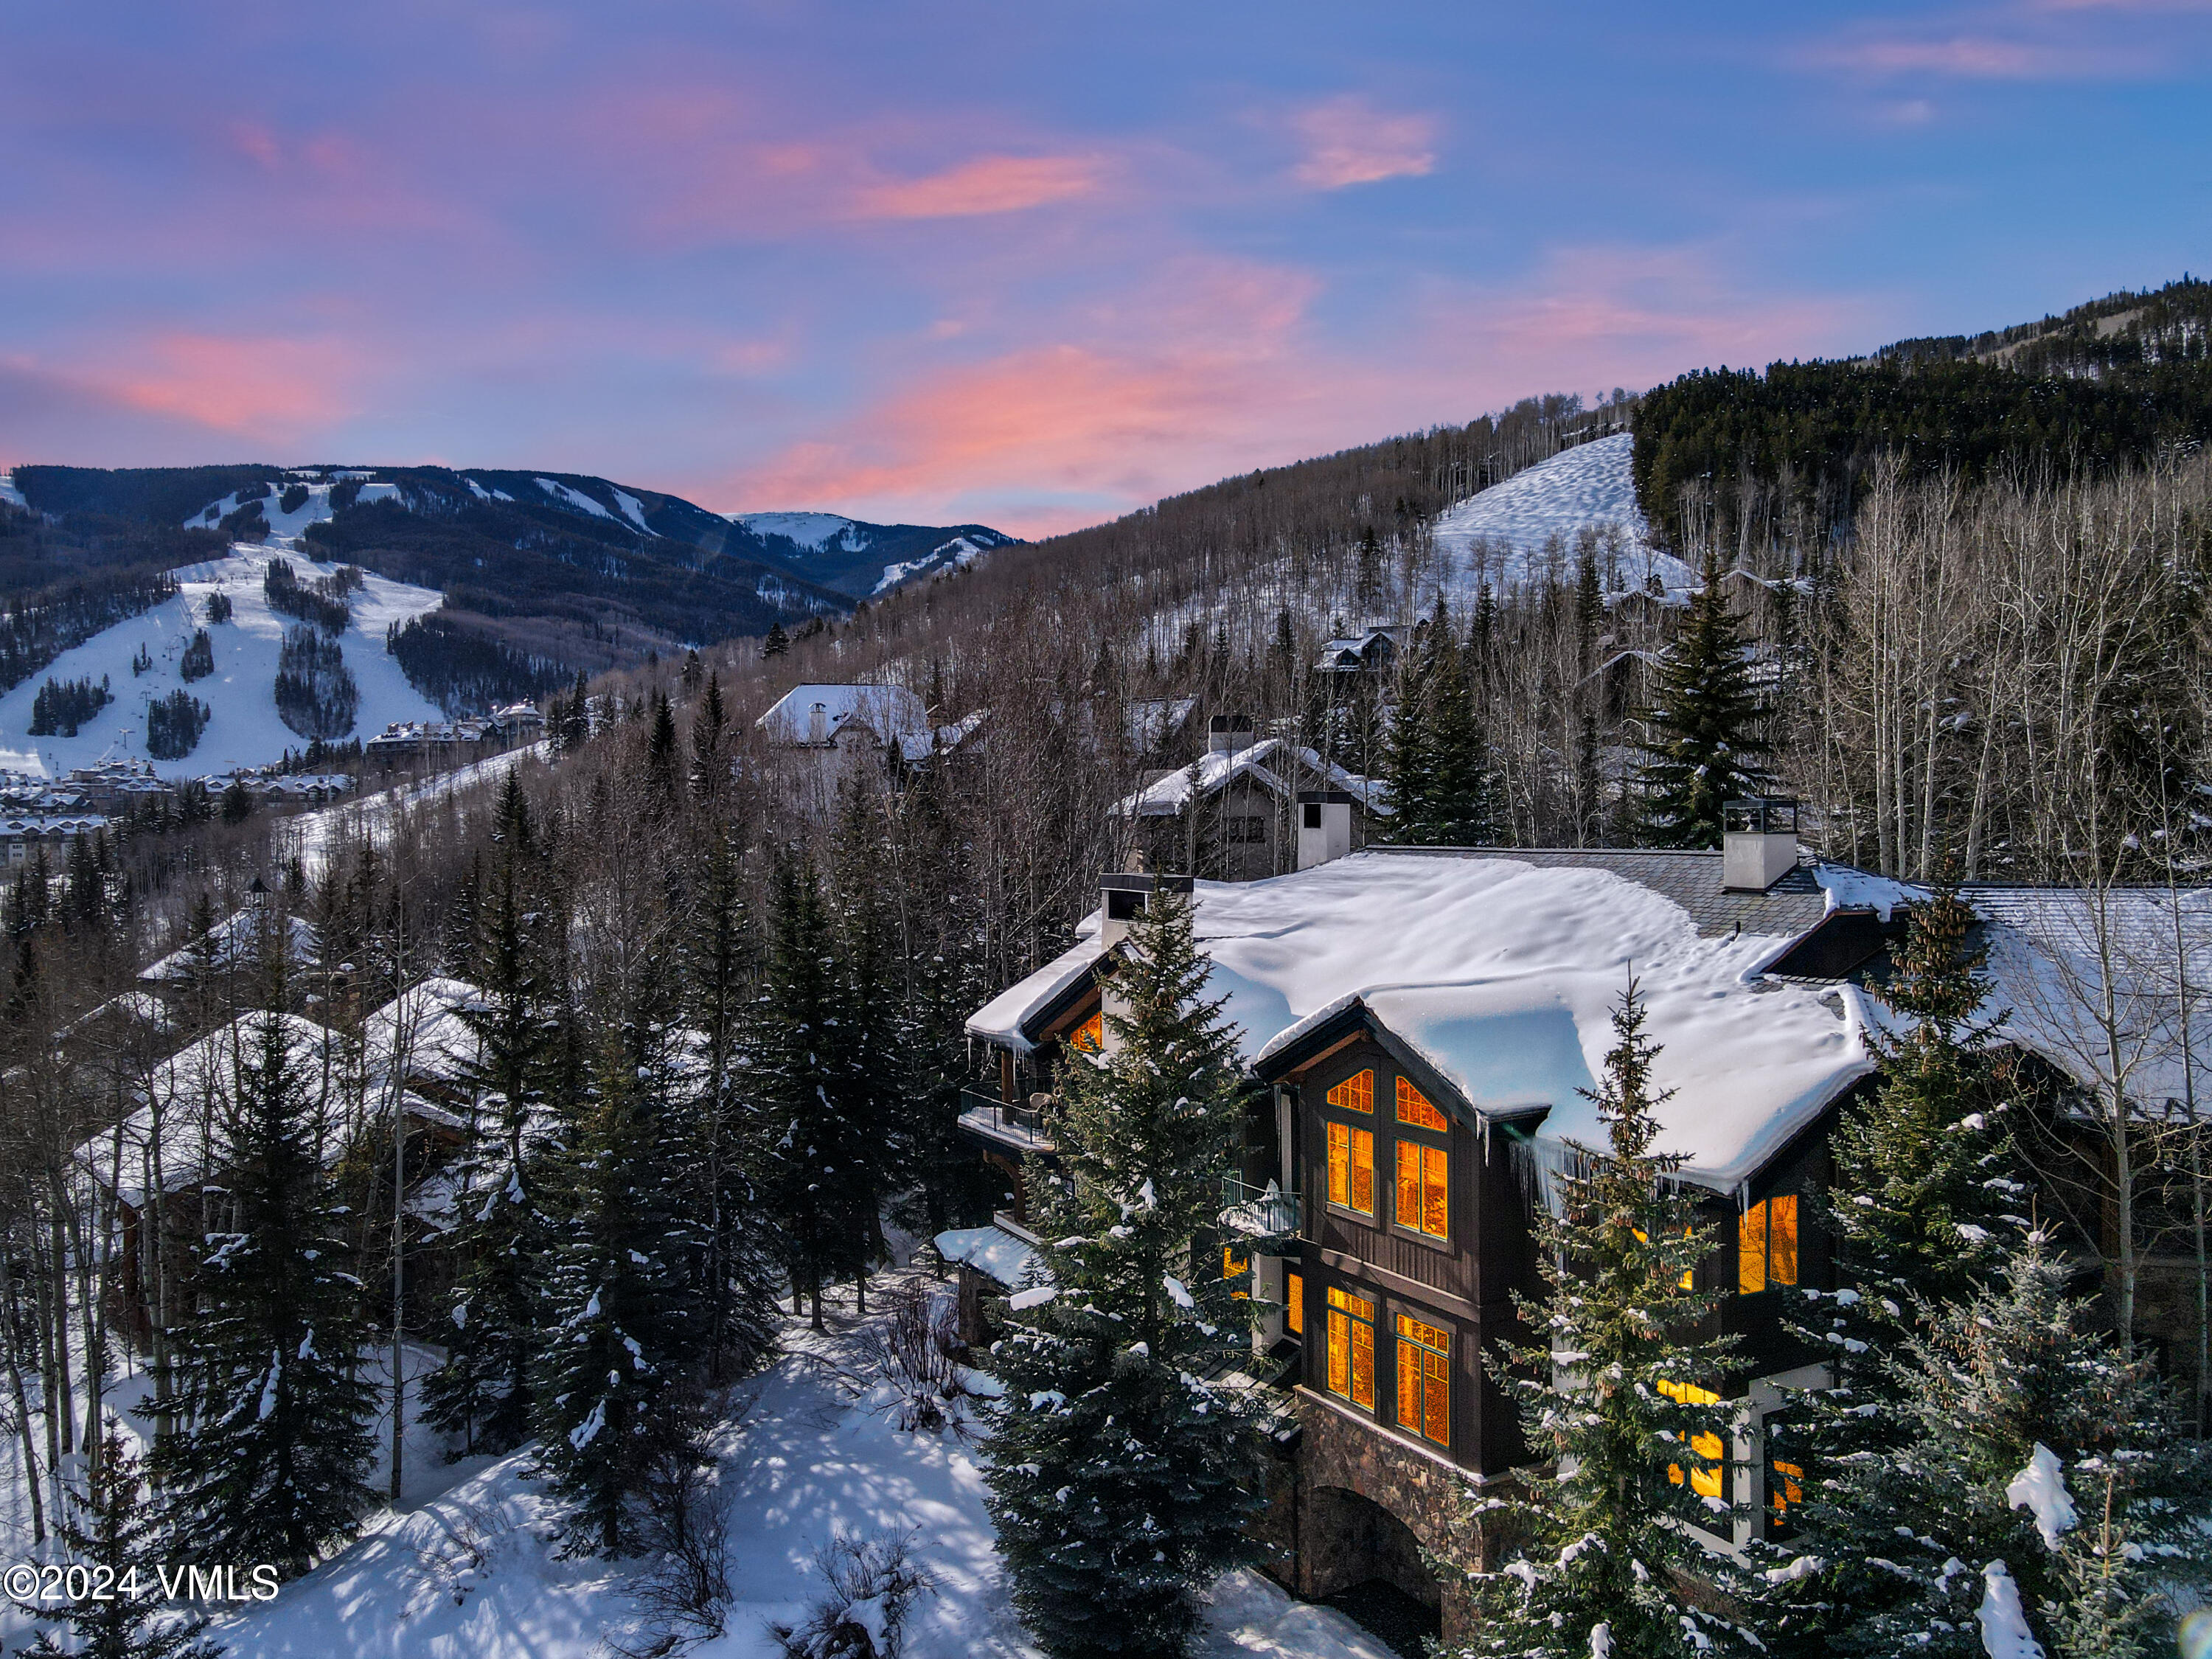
1327,1070,1374,1114
1635,1225,1697,1290
1395,1077,1447,1132
1394,1140,1449,1239
1394,1314,1450,1446
1765,1412,1804,1538
1070,1012,1102,1053
1739,1195,1800,1294
1659,1377,1727,1501
1326,1122,1375,1216
1286,1271,1304,1335
1222,1244,1248,1298
1325,1286,1375,1409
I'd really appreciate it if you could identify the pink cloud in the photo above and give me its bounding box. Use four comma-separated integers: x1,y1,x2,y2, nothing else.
848,153,1107,220
1806,32,2155,78
96,333,363,437
1290,96,1437,189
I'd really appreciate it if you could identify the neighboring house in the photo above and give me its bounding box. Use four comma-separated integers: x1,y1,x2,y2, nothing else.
1116,714,1388,883
951,801,2208,1639
364,720,498,766
1313,627,1400,677
138,894,321,999
755,682,981,801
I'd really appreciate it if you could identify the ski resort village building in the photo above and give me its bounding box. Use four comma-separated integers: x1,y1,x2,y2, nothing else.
949,799,2209,1636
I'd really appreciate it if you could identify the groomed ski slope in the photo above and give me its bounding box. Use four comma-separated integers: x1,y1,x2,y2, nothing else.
0,549,446,779
1430,434,1698,601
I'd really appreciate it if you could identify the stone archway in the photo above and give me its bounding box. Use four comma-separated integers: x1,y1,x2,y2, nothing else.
1303,1484,1439,1609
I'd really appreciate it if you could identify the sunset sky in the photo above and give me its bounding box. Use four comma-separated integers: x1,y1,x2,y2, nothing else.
1,0,2206,537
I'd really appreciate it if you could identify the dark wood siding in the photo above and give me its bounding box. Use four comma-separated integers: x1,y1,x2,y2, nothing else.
1293,1035,1537,1474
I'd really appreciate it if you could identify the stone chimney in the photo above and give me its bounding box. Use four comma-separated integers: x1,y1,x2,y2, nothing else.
1722,797,1801,892
1207,713,1253,755
1297,790,1354,871
807,701,828,745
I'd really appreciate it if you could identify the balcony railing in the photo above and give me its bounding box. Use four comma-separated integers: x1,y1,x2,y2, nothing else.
1221,1174,1301,1239
958,1087,1057,1152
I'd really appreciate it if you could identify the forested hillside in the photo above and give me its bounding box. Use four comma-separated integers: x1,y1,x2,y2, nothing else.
1632,276,2212,549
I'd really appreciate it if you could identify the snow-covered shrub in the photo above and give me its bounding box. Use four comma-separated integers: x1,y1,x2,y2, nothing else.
771,1531,933,1659
874,1279,967,1433
610,1444,734,1658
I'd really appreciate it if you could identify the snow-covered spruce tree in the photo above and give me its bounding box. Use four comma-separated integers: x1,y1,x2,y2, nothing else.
984,883,1265,1659
149,959,378,1579
1767,878,2029,1649
1636,548,1768,849
24,1437,224,1659
1384,603,1437,841
529,984,707,1556
1793,1229,2212,1658
422,773,558,1455
1445,981,1763,1659
754,853,883,1329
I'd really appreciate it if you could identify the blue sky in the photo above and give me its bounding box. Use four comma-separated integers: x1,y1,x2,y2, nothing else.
1,0,2205,535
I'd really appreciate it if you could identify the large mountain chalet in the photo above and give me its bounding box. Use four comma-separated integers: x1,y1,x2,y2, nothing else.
947,796,2208,1637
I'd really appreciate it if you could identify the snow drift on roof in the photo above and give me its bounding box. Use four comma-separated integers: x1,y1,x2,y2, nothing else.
968,850,1870,1191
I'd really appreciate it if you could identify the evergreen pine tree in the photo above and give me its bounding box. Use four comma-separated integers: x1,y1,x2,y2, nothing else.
1384,612,1436,839
754,855,880,1329
1425,609,1493,844
530,978,706,1556
150,962,377,1579
1447,981,1763,1658
984,883,1265,1659
688,671,728,804
23,1438,224,1659
1636,549,1769,848
422,776,555,1455
1791,1231,2212,1658
647,688,678,790
762,621,790,660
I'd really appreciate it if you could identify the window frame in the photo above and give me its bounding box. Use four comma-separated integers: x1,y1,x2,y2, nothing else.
1325,1119,1377,1219
1392,1309,1452,1448
1738,1194,1801,1295
1324,1284,1377,1411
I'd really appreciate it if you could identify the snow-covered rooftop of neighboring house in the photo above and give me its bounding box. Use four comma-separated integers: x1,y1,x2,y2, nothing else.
934,1223,1042,1289
88,1012,342,1206
1431,435,1700,603
139,908,319,984
756,682,927,747
899,706,987,763
970,849,1874,1193
362,976,484,1086
1113,740,1388,818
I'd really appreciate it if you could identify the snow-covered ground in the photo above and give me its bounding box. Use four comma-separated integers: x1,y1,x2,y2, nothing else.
730,512,867,552
0,468,27,510
1430,434,1698,602
4,1266,1391,1658
0,549,445,779
185,481,400,540
282,742,547,878
872,534,995,595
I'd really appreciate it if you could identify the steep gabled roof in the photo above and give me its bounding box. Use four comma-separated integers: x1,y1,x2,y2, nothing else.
756,683,927,748
1112,740,1388,818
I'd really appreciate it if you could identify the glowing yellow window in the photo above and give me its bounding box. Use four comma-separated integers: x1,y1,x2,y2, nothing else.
1071,1012,1102,1052
1394,1140,1448,1239
1286,1271,1304,1335
1658,1377,1727,1500
1327,1070,1374,1114
1394,1314,1450,1446
1739,1195,1799,1294
1326,1122,1375,1216
1222,1244,1248,1298
1770,1458,1804,1528
1636,1225,1697,1291
1325,1286,1375,1409
1395,1077,1447,1132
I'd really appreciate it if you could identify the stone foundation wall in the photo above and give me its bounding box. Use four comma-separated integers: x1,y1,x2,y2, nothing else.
1270,1387,1500,1643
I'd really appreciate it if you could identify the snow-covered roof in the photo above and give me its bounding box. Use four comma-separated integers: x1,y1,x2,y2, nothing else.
1113,740,1386,818
139,908,319,984
934,1224,1041,1289
969,849,1872,1193
756,683,927,748
363,976,484,1086
898,707,987,764
91,1012,343,1205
